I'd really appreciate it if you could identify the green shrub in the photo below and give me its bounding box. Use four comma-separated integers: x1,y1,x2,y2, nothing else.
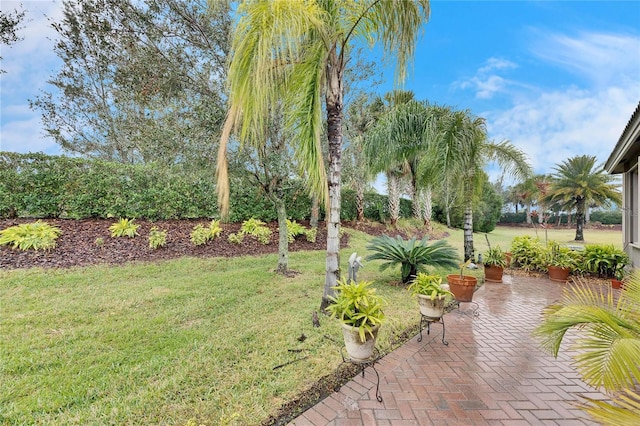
583,244,629,278
366,235,459,283
240,218,272,245
590,210,622,225
148,227,167,249
109,218,140,238
305,227,317,243
0,221,61,250
190,220,222,246
286,219,306,243
510,235,545,272
228,232,244,244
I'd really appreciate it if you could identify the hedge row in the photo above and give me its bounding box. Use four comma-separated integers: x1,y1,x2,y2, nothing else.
0,152,411,222
499,210,622,225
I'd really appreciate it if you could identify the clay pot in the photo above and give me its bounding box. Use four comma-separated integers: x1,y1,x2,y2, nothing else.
484,265,504,283
447,274,478,302
547,265,570,283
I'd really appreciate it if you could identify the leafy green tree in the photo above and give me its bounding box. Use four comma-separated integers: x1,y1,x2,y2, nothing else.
428,108,531,261
216,0,431,311
0,6,25,73
535,272,640,424
548,155,621,241
31,0,230,166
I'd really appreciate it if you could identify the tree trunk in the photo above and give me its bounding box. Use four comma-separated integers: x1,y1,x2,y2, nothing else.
410,176,420,220
525,203,532,224
355,181,365,222
310,194,319,228
575,198,585,241
418,187,433,231
387,172,400,226
320,47,343,313
275,197,289,274
463,202,474,262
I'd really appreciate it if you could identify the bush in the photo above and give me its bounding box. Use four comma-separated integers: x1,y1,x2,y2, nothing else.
510,235,545,272
590,210,622,225
0,221,61,250
148,227,167,249
109,218,140,238
190,220,222,246
500,212,528,224
366,235,459,283
286,219,306,243
582,244,629,278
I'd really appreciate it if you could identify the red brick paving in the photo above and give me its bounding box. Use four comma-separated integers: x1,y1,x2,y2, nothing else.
289,275,608,425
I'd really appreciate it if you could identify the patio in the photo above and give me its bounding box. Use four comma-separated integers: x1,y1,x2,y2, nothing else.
289,274,609,425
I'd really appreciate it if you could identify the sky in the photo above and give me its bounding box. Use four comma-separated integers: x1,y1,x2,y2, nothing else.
1,0,639,183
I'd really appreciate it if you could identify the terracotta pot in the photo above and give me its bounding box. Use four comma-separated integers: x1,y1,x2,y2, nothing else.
547,265,571,283
340,323,379,361
611,278,623,289
447,274,477,302
484,265,504,283
416,294,446,319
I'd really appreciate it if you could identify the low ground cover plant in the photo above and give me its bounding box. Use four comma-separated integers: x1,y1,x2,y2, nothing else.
190,220,222,246
0,220,61,250
286,219,306,243
109,218,139,238
148,227,167,249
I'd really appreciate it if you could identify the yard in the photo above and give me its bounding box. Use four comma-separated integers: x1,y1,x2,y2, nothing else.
0,222,622,425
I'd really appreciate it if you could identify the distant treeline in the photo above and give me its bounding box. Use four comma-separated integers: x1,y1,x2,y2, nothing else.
499,211,622,225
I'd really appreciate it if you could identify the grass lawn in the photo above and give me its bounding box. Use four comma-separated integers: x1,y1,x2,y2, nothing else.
0,222,622,424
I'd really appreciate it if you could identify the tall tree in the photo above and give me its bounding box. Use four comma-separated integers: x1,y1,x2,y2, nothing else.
548,155,621,241
0,6,25,73
216,0,430,311
32,0,230,166
428,108,531,261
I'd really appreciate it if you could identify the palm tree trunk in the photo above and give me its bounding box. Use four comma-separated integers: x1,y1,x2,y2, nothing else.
418,187,433,231
387,171,400,226
410,176,420,220
310,194,319,228
275,197,289,274
463,201,474,261
575,198,585,241
526,203,532,224
321,48,343,312
355,181,365,222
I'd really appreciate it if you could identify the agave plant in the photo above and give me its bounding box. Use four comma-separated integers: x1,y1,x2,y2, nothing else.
366,235,458,283
534,270,640,424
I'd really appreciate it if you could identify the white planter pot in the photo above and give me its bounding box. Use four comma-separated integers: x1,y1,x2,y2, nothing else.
340,323,379,361
417,294,446,319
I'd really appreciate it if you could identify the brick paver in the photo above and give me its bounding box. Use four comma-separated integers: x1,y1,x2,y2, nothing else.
289,275,608,425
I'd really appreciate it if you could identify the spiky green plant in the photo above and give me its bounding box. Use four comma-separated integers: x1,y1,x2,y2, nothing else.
109,218,139,238
0,221,61,251
366,235,459,283
534,271,640,424
326,278,386,342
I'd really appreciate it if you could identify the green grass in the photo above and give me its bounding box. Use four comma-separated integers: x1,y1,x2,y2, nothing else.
0,222,622,424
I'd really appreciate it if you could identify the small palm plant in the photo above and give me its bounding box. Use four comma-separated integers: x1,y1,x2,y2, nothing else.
534,270,640,424
366,235,458,283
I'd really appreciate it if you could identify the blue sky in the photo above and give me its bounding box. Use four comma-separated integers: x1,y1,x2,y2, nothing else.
1,0,639,182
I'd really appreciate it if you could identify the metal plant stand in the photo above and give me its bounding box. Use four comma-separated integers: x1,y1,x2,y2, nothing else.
452,300,480,317
417,314,448,346
338,347,383,402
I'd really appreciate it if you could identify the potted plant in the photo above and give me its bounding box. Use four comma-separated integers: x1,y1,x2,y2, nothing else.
545,242,574,283
609,250,629,289
447,260,478,302
407,273,454,320
326,278,386,361
483,246,507,283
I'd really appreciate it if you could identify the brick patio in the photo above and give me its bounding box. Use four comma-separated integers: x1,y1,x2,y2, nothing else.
289,274,609,425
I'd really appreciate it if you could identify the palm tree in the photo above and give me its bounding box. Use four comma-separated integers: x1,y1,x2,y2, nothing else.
548,155,621,241
427,108,531,261
534,271,640,424
216,0,431,311
364,95,429,226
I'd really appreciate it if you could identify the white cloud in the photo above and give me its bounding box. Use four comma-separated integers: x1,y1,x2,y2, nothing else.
1,1,63,154
0,114,58,154
454,57,520,100
486,86,637,176
530,29,640,87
